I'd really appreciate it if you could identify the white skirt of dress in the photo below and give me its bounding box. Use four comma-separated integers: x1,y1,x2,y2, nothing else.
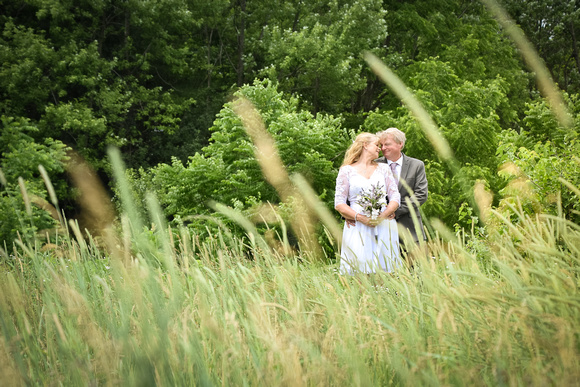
339,218,401,275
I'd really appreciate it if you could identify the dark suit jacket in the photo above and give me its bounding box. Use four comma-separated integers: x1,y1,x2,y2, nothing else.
377,153,428,245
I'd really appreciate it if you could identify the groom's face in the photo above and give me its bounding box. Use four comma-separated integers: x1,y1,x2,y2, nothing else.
380,135,403,161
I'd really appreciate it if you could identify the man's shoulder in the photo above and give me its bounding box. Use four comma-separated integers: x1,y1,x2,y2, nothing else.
375,156,388,164
403,154,425,166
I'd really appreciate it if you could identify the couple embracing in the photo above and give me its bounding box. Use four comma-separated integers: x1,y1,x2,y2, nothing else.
334,128,428,275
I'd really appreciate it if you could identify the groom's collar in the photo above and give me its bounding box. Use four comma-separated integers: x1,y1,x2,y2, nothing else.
388,154,403,165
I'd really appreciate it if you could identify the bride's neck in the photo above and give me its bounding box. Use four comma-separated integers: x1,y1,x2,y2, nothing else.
355,153,375,166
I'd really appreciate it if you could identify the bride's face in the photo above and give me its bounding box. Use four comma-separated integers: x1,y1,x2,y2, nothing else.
364,141,381,158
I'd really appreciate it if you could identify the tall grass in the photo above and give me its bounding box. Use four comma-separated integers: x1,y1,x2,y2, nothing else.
1,162,579,385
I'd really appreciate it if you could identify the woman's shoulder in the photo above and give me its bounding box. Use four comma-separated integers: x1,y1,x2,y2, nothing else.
376,163,392,177
376,163,389,171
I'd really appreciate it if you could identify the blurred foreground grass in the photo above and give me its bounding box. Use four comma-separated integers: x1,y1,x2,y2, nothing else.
1,187,578,385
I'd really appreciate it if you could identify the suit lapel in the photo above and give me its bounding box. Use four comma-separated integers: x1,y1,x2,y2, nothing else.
379,154,409,192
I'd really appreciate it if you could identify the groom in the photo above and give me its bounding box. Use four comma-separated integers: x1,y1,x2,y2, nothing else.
377,128,428,264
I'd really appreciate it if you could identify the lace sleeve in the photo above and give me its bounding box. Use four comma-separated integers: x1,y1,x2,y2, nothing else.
334,166,350,207
381,164,400,205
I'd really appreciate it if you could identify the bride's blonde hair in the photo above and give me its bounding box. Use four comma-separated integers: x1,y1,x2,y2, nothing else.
342,132,379,166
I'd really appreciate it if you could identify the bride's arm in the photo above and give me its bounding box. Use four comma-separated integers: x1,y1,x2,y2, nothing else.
334,166,374,227
335,203,374,227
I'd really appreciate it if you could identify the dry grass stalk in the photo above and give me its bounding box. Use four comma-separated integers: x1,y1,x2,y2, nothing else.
232,97,321,259
0,336,24,387
66,151,116,239
0,168,7,186
38,165,58,208
474,181,493,223
29,195,59,221
17,177,32,216
65,150,128,265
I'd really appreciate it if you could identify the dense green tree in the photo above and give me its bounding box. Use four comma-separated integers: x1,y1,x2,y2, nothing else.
376,0,531,128
125,80,346,231
501,0,580,93
496,94,580,223
0,12,191,170
259,0,388,115
0,116,69,245
2,0,578,242
1,0,532,169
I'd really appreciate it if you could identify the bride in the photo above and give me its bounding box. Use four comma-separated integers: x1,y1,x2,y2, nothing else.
334,132,402,274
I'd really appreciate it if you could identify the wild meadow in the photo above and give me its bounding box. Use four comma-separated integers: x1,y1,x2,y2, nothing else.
2,1,580,385
1,155,579,385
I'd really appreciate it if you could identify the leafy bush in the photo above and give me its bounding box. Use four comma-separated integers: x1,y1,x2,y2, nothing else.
0,116,70,245
124,79,348,240
494,94,580,225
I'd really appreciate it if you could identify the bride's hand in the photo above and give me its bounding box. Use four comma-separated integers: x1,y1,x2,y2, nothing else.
379,211,396,221
357,214,376,227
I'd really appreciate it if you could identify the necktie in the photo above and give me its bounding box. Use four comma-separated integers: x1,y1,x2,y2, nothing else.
390,162,398,184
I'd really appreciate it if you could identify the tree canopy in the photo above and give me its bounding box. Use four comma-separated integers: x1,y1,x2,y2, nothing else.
1,0,579,246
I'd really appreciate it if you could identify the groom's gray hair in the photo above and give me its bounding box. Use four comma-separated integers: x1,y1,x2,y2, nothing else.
378,127,406,148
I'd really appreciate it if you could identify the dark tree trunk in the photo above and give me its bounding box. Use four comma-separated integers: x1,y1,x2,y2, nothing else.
237,0,247,87
571,21,580,76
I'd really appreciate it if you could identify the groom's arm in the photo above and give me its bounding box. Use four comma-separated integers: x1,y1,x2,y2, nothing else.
396,160,428,217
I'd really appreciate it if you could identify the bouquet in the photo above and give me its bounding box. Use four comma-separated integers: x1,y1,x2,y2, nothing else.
356,182,386,220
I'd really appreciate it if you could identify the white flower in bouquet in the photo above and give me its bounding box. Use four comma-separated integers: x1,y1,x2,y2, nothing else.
356,182,386,220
